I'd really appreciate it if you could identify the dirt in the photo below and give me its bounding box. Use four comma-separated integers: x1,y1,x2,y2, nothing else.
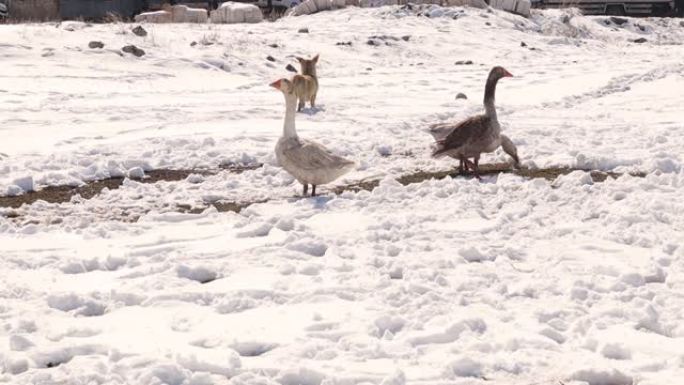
0,163,647,221
0,169,212,209
397,164,645,186
218,163,263,173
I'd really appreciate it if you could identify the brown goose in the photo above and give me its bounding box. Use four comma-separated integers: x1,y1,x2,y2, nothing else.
429,125,520,173
431,66,514,178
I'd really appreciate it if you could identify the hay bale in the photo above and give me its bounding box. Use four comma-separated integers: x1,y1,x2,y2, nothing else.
444,0,469,6
134,10,172,23
515,0,531,16
314,0,332,10
210,2,263,23
169,5,208,23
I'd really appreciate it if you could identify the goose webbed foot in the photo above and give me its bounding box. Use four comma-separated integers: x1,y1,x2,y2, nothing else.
512,156,521,170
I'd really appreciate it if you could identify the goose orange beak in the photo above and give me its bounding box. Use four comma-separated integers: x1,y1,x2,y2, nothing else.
269,79,281,89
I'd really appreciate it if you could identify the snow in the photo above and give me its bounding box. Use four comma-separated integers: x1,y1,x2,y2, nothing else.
1,6,684,385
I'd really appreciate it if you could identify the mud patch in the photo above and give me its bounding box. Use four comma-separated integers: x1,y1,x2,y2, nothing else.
219,163,264,173
0,168,237,209
397,163,646,186
1,164,647,222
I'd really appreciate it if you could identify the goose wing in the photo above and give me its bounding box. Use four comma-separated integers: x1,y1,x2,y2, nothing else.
282,139,354,171
500,134,520,167
427,122,453,141
432,115,490,158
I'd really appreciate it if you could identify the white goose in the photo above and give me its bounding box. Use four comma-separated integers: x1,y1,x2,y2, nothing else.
271,78,355,196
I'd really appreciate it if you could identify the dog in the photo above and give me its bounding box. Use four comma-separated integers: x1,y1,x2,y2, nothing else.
291,54,319,112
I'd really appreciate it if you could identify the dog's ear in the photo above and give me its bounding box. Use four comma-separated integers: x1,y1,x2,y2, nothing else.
313,54,319,63
296,57,304,63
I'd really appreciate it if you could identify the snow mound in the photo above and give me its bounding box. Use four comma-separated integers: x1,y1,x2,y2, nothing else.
176,350,242,377
46,293,107,317
569,368,634,385
287,238,328,257
446,357,483,378
176,265,218,283
277,367,326,385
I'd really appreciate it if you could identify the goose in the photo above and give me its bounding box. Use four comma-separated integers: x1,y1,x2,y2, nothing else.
430,66,516,178
429,125,520,174
271,78,355,196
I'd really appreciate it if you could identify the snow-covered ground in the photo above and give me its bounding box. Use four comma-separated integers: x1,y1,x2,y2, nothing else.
1,5,684,385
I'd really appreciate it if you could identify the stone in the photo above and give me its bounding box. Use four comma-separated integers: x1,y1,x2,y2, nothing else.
455,60,473,65
132,25,147,36
88,41,104,49
122,45,145,57
266,55,276,62
298,27,309,33
456,93,468,100
285,64,297,73
632,37,647,43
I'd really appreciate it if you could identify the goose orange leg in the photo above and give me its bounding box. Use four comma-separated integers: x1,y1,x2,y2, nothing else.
458,156,467,175
472,156,481,180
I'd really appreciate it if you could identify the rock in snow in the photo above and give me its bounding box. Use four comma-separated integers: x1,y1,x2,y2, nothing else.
132,25,148,36
122,45,145,57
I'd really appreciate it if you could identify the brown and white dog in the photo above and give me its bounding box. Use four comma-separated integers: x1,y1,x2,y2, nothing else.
291,54,319,112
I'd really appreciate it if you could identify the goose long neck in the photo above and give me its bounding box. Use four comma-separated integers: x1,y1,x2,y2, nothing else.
282,94,298,138
484,76,499,118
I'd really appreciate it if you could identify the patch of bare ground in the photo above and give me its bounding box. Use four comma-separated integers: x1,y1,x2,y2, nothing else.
218,162,263,173
0,163,646,222
0,169,214,209
396,163,646,185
